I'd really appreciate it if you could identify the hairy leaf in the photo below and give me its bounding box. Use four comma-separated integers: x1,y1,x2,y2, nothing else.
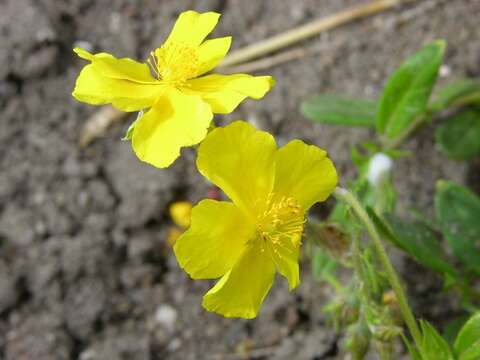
302,95,376,127
370,211,457,279
430,79,480,112
420,321,454,360
377,40,445,137
435,109,480,160
454,312,480,360
435,181,480,275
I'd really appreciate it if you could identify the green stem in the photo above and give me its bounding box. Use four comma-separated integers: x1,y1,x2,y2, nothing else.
351,234,364,286
333,187,423,349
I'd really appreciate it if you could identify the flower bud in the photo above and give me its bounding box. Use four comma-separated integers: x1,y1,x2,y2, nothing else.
366,153,393,186
346,321,371,360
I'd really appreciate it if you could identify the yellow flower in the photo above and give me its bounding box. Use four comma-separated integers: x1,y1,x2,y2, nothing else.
72,11,275,168
173,121,338,318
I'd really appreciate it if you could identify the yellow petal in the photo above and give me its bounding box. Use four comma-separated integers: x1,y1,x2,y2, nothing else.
165,11,220,47
174,200,254,279
73,47,156,84
187,74,275,113
74,47,95,61
197,37,231,75
196,121,276,214
202,241,276,319
270,234,301,291
274,140,338,211
131,89,212,168
72,64,164,111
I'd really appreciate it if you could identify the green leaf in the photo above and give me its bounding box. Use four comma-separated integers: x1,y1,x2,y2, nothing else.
402,334,423,360
377,40,446,138
420,320,454,360
358,247,386,299
458,342,480,360
444,316,469,346
354,178,395,215
350,146,370,173
329,201,360,236
454,312,480,360
312,249,338,284
346,321,371,360
367,207,399,244
435,109,480,160
374,176,397,215
370,211,457,279
301,95,376,127
435,181,480,275
430,79,480,112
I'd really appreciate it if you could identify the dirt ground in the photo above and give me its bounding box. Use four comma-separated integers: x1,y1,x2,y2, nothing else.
0,0,479,359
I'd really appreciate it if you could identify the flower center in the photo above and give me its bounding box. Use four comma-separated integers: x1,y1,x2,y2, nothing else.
148,42,200,86
256,194,305,253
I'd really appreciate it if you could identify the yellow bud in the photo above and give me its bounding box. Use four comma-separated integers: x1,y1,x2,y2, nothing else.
169,201,192,229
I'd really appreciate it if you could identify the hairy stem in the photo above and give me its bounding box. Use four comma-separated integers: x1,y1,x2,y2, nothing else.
333,187,423,349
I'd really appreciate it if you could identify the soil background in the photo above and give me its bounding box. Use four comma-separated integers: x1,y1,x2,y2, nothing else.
0,0,479,359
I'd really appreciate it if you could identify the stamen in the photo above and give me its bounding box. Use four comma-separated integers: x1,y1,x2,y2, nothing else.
256,194,305,259
147,51,160,79
151,42,200,86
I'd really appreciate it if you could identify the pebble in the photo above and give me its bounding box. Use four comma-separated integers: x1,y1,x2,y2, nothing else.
154,304,177,332
439,64,451,77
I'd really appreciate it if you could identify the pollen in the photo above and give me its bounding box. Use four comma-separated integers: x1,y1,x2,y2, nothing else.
148,42,200,85
256,194,305,254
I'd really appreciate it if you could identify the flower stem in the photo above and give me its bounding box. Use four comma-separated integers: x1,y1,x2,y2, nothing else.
333,186,423,349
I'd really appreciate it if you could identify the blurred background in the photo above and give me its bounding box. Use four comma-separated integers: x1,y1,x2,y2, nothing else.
0,0,479,359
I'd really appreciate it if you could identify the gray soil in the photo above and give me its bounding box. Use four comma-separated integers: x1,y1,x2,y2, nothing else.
0,0,479,359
